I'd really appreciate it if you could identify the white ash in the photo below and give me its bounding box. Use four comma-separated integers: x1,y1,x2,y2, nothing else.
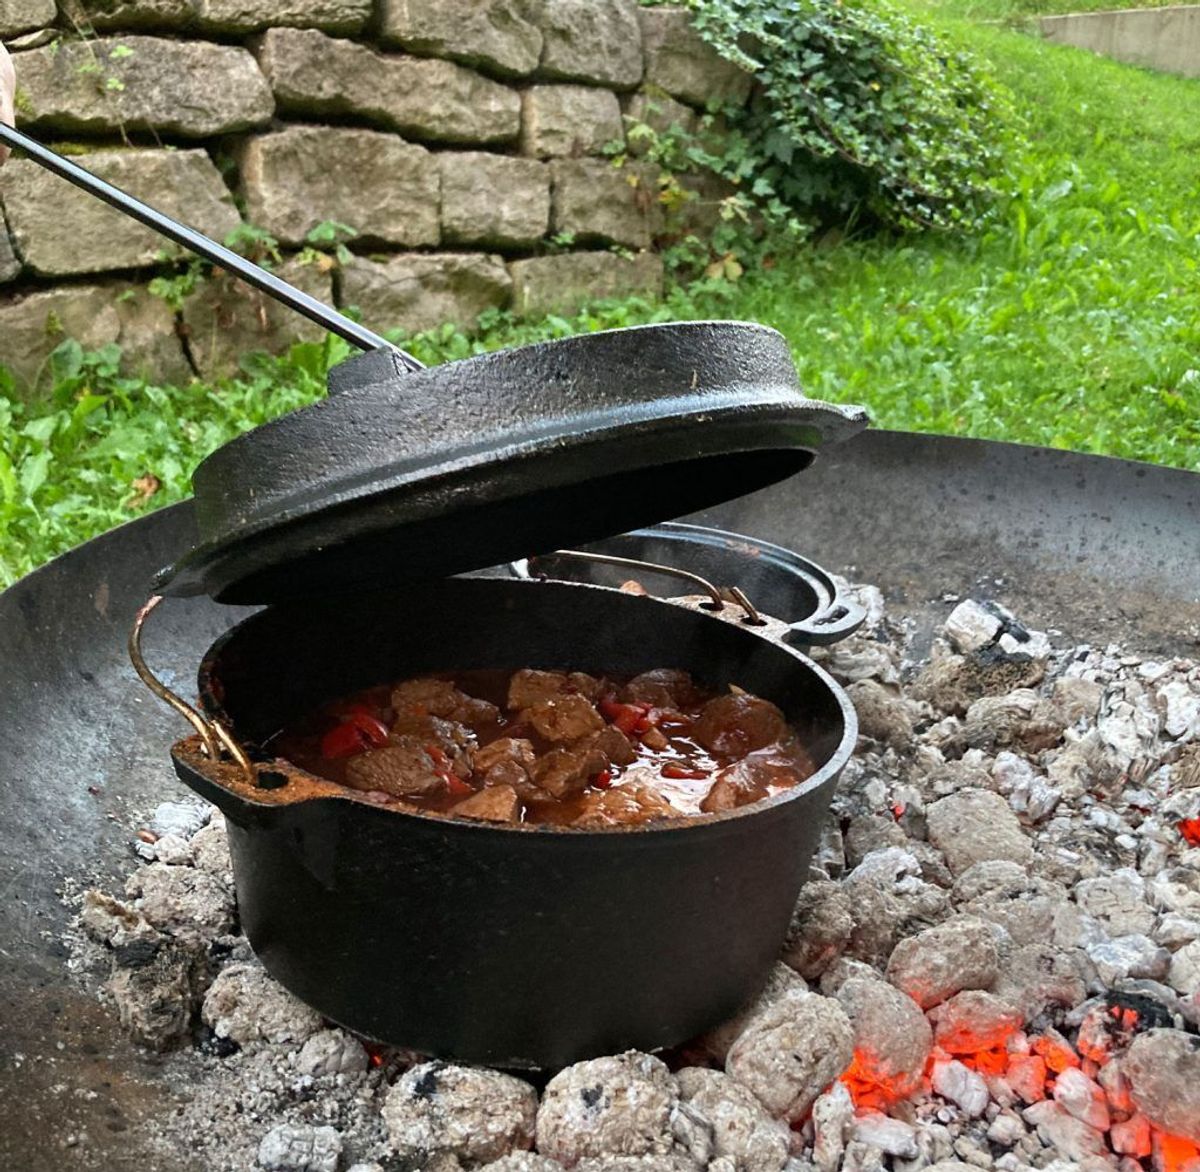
203,962,324,1046
383,1061,538,1165
59,589,1200,1172
257,1123,342,1172
536,1052,677,1165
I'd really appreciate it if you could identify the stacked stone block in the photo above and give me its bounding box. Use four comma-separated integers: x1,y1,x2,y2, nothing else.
0,1,751,392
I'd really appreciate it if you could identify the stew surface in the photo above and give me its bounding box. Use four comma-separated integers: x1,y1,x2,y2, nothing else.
271,669,816,827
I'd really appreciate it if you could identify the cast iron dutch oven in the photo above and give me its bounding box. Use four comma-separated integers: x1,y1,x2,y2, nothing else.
3,124,869,1069
173,575,857,1070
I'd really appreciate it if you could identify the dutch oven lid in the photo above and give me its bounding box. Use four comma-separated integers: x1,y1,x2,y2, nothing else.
156,321,868,604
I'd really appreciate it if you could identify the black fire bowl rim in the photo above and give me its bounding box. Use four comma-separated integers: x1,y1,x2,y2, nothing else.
190,580,860,836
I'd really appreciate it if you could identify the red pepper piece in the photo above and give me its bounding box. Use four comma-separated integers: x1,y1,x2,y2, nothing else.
445,774,474,798
634,708,662,734
662,763,709,781
592,769,613,790
321,722,370,759
345,711,390,747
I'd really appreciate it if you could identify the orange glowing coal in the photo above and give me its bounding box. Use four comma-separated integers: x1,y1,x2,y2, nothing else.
1156,1132,1200,1172
840,1049,922,1112
1177,816,1200,847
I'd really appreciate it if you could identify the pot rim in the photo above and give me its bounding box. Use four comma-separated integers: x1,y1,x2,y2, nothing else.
190,577,858,836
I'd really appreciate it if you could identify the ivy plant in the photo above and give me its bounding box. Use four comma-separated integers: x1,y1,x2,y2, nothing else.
673,0,1023,232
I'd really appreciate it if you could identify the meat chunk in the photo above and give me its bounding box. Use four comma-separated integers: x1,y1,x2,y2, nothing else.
390,714,474,777
526,694,605,744
531,746,608,799
451,785,521,824
391,678,498,727
700,752,800,813
472,737,536,776
586,724,637,767
620,669,701,709
573,782,676,828
345,738,443,797
507,669,603,711
692,693,788,756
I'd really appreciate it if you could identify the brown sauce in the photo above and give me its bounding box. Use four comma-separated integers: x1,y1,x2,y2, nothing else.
269,668,815,828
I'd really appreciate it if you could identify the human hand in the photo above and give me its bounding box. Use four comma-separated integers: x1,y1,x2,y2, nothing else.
0,44,14,166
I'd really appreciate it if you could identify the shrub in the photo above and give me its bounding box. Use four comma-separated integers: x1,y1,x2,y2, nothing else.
674,0,1022,232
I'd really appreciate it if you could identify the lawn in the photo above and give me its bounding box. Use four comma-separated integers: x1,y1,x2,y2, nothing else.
2,7,1199,584
924,0,1173,19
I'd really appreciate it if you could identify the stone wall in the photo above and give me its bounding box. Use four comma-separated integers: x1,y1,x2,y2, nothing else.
1040,5,1200,79
0,0,752,394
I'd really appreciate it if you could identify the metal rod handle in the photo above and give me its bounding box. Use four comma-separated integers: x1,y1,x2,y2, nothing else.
0,122,423,368
519,549,765,625
129,595,255,783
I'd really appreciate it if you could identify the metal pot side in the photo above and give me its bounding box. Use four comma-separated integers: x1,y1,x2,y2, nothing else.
177,578,856,1068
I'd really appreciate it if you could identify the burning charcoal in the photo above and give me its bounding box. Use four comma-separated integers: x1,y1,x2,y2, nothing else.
452,785,521,824
1075,870,1157,937
985,1112,1028,1147
1085,935,1171,985
80,889,165,966
478,1157,563,1172
107,945,194,1050
837,977,932,1102
844,680,917,750
256,1123,342,1172
846,847,951,924
383,1061,538,1165
201,962,323,1046
843,816,908,869
1122,1028,1200,1143
190,817,232,881
1020,1102,1109,1162
1052,1067,1110,1132
151,833,193,865
725,993,855,1122
959,690,1063,754
782,881,854,979
838,1139,886,1172
811,1082,853,1172
931,990,1023,1056
666,1099,713,1166
700,962,809,1063
526,695,605,744
535,1052,676,1164
295,1029,369,1077
148,799,211,840
692,693,789,755
930,1058,989,1118
572,1158,697,1171
620,669,699,708
944,600,1003,655
925,790,1033,877
1153,912,1200,950
1110,1116,1154,1159
952,861,1068,947
810,635,901,686
1048,676,1104,729
125,862,235,950
1167,939,1200,995
884,916,1000,1009
477,1157,564,1172
1005,1054,1048,1104
852,1113,919,1159
675,1067,791,1171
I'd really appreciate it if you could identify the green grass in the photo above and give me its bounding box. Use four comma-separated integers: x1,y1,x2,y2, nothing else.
3,11,1200,585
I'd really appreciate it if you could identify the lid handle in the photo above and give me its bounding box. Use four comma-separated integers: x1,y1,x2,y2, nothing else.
0,122,423,369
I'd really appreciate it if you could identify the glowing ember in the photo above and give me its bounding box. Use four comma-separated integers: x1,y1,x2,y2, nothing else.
1177,817,1200,847
1156,1132,1200,1172
839,1049,919,1112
